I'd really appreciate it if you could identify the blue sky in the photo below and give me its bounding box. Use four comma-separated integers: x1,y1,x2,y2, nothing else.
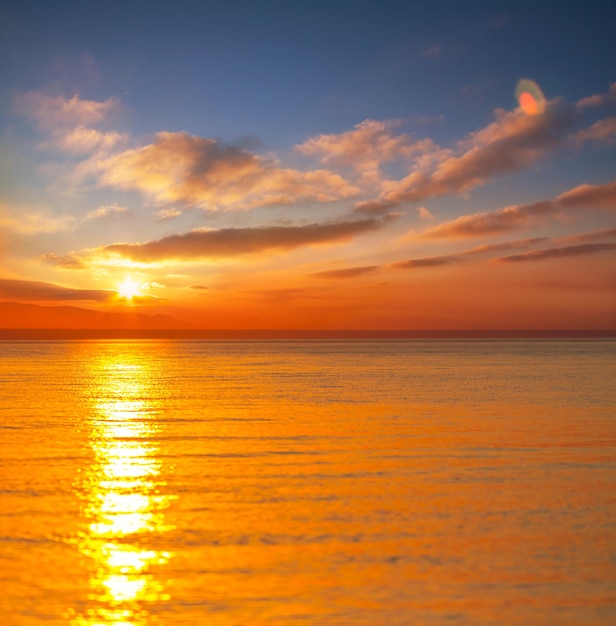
1,1,615,328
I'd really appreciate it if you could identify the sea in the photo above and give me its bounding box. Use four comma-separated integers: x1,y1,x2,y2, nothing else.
1,339,615,625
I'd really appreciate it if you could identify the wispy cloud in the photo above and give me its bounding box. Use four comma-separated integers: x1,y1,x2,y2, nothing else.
91,131,360,211
390,254,461,269
40,253,88,269
575,82,616,111
54,126,127,154
495,242,616,263
55,217,387,266
555,181,616,210
415,180,616,239
573,116,616,146
353,100,574,214
0,278,113,301
15,92,118,128
308,265,380,279
420,44,441,58
86,204,129,220
311,238,548,277
0,209,75,234
555,227,616,244
300,229,616,278
390,237,547,269
296,119,439,184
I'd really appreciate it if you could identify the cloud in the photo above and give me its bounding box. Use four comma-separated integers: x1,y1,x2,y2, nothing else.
54,126,127,154
420,44,441,58
86,204,129,220
416,180,616,239
92,131,360,211
390,237,549,269
309,265,379,279
390,254,461,269
156,208,183,221
464,238,549,255
296,119,437,183
311,237,547,276
190,285,209,290
40,253,88,269
555,227,616,245
573,116,616,146
69,217,386,264
0,278,113,301
417,206,434,220
417,202,553,239
352,100,575,213
495,242,616,263
491,15,511,28
575,82,616,111
15,92,118,128
0,210,75,235
556,181,616,210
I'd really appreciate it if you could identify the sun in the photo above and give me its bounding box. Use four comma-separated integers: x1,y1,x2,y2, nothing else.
117,277,142,301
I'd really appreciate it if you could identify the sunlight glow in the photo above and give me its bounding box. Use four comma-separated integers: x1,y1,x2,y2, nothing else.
117,277,142,301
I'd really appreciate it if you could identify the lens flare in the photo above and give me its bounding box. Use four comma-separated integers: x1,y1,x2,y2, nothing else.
515,79,545,115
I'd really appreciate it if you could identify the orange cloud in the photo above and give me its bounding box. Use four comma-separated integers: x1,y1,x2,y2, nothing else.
94,131,360,211
416,180,616,239
0,208,75,235
353,101,574,213
15,92,118,128
54,126,127,154
417,202,553,239
495,242,616,263
85,204,129,220
389,237,548,269
309,265,380,279
555,227,616,245
296,119,439,182
573,116,616,146
575,82,616,111
59,217,386,265
40,253,88,269
555,181,616,210
0,278,113,301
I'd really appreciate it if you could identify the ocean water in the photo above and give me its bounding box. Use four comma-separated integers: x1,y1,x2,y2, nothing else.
0,339,615,626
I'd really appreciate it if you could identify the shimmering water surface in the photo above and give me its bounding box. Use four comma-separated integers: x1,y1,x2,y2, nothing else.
1,340,615,625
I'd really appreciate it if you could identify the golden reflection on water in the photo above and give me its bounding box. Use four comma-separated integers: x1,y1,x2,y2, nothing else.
71,356,174,626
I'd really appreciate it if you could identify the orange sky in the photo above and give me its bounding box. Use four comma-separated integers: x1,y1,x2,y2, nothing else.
1,4,615,329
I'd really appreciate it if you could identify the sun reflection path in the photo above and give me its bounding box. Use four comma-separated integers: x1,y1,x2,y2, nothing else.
71,358,174,626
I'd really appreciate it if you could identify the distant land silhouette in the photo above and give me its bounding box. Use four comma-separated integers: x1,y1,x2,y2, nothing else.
0,301,184,330
0,301,614,340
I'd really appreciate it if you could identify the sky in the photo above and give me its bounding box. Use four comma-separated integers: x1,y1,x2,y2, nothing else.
1,0,615,329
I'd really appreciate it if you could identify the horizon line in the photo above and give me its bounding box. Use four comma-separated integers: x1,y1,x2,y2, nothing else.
1,328,614,340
